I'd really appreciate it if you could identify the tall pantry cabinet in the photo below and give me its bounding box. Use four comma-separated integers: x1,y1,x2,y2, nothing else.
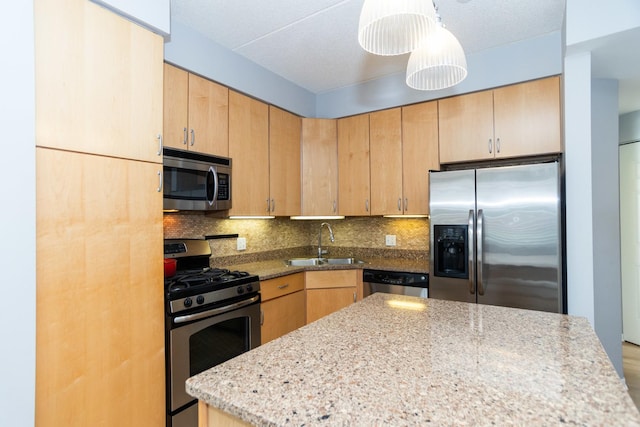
34,0,165,425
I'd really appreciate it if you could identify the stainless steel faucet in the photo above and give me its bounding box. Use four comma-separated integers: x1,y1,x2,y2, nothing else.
317,222,335,258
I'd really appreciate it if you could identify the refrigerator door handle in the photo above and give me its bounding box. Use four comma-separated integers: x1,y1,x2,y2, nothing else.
468,209,476,295
477,209,485,296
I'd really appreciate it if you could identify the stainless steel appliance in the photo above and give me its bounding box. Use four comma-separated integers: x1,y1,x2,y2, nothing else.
163,147,232,211
429,161,565,313
363,269,429,298
164,239,260,427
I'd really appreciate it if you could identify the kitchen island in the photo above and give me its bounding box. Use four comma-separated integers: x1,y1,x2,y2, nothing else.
186,293,640,426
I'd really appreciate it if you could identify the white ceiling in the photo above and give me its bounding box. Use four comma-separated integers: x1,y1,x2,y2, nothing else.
171,0,640,113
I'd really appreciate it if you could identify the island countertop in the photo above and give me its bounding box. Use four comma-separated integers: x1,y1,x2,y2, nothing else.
186,293,640,426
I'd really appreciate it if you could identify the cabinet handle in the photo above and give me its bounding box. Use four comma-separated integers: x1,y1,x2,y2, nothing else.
397,198,402,211
260,309,264,326
333,200,337,213
156,133,163,156
190,129,195,146
182,127,188,145
353,292,357,303
277,283,289,290
404,198,408,212
496,138,501,154
488,138,493,154
266,198,270,212
365,199,369,212
271,199,275,213
156,170,162,192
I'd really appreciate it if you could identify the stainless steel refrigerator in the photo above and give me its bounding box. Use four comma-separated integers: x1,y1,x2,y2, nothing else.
428,161,565,313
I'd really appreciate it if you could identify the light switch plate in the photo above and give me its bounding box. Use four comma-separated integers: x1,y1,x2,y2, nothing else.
385,235,396,246
237,237,247,251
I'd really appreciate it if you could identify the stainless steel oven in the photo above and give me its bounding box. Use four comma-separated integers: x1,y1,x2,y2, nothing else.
164,239,261,427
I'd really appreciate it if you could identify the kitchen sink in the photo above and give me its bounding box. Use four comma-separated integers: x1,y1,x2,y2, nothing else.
285,257,366,267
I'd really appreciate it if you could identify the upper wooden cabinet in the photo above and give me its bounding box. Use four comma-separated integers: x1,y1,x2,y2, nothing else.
301,118,339,216
269,106,302,216
163,63,229,157
438,76,561,164
370,108,403,215
35,0,163,163
401,101,439,215
228,91,270,216
368,104,438,216
338,114,371,216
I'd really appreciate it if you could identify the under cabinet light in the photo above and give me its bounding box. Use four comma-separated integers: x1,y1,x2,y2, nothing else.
228,216,275,220
289,215,345,220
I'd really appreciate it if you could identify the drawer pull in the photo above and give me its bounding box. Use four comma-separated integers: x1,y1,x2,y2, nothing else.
277,284,289,290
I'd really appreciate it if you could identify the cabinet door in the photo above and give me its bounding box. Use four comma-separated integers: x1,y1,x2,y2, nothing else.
188,74,229,156
36,148,165,426
301,118,338,215
438,90,495,164
370,108,403,215
402,101,439,215
261,291,306,345
269,106,302,216
306,288,357,324
229,91,270,216
493,76,562,159
338,114,371,216
163,63,189,149
35,0,163,163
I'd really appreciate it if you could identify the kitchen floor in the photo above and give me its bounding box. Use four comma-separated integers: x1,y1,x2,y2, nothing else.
624,341,640,411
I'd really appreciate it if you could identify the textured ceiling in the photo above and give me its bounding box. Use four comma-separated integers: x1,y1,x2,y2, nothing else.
171,0,566,94
170,0,640,113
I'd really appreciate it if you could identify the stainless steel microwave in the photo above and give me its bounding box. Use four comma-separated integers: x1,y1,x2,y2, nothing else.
163,147,232,211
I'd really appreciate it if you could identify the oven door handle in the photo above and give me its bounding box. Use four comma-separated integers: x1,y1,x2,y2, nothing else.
173,295,260,324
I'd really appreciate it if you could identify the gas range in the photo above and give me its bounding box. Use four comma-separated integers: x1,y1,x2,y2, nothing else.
164,239,260,321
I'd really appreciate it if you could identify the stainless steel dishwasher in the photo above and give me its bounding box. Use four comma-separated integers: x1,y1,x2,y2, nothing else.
363,269,429,298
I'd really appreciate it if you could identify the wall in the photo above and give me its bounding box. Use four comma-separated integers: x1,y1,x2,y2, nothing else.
563,0,640,377
0,1,36,425
620,110,640,143
163,214,429,261
165,21,316,117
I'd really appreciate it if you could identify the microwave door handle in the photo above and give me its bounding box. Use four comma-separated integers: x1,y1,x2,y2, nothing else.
207,166,219,206
468,209,475,295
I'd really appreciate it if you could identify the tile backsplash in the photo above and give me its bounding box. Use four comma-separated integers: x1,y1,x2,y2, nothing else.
163,213,429,260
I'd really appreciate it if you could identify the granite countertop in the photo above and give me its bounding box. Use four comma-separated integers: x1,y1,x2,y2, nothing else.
223,257,429,281
186,293,640,426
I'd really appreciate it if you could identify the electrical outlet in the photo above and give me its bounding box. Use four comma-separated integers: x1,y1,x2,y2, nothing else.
385,235,396,246
237,237,247,251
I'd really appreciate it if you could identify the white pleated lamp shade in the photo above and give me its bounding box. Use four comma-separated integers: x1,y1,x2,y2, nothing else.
406,25,468,90
358,0,437,56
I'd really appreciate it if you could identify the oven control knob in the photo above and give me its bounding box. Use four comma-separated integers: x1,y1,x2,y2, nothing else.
183,297,192,307
196,295,205,305
237,286,245,295
246,284,253,293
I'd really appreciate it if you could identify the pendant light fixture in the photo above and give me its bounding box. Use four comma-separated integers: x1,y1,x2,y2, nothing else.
358,0,437,56
405,4,467,90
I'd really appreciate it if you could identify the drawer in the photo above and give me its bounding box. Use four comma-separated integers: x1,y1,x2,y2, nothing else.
261,273,304,301
305,269,359,289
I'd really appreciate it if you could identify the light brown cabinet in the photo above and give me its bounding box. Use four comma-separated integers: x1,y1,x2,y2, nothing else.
438,76,561,164
401,101,440,215
228,91,270,216
301,118,339,216
269,106,302,216
338,114,371,216
305,270,361,324
260,273,305,344
163,63,229,156
34,0,164,425
369,104,438,216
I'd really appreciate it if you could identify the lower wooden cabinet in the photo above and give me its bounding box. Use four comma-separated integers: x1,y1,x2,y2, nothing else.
305,270,361,324
260,273,305,344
